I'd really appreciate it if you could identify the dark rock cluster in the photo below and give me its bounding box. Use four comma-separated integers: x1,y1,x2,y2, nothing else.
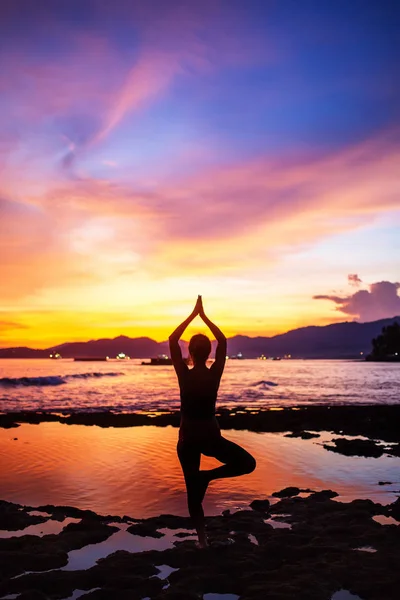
2,406,400,445
1,488,399,600
323,438,400,458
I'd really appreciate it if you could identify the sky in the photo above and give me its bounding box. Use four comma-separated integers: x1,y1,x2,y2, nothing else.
0,0,399,348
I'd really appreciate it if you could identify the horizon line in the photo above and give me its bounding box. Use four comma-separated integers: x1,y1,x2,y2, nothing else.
1,315,399,351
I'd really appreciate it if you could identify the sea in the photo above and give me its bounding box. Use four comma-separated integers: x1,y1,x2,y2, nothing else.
1,359,399,518
0,358,399,412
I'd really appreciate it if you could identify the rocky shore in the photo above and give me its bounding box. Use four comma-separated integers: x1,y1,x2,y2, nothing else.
1,406,400,458
0,487,399,600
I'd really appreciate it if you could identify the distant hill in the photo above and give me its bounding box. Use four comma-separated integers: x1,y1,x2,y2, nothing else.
1,317,399,359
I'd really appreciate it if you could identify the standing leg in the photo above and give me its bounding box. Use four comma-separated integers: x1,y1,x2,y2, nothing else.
202,436,256,483
177,440,208,547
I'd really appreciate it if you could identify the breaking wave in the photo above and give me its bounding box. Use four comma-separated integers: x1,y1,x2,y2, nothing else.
0,372,124,387
251,380,279,387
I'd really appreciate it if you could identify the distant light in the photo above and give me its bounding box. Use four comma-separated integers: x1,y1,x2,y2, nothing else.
360,352,364,355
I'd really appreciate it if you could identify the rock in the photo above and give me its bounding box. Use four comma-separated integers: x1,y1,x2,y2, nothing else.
388,443,400,457
250,499,270,512
378,481,393,485
284,431,320,439
389,497,400,521
309,490,339,501
272,487,301,498
126,523,164,538
19,592,48,600
2,406,400,445
0,500,48,531
37,505,101,520
349,498,385,515
323,437,387,458
1,492,400,600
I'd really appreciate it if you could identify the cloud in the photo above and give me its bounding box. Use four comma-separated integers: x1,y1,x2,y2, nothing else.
313,280,400,322
0,0,273,170
0,320,28,331
348,274,362,287
1,131,399,305
0,195,101,301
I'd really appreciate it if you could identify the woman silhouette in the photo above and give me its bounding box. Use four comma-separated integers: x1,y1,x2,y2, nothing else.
169,295,256,547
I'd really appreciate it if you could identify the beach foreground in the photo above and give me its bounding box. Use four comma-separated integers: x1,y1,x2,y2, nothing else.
1,406,399,599
1,488,399,600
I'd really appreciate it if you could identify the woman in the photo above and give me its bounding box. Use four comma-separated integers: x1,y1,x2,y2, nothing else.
169,295,256,547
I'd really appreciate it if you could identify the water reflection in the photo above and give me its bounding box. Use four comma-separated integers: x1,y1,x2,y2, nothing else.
62,589,100,600
0,423,399,518
264,516,292,529
64,524,196,571
0,517,79,538
331,591,363,600
372,515,399,526
203,595,239,600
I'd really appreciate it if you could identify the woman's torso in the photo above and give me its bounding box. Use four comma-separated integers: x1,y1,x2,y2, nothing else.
178,365,221,441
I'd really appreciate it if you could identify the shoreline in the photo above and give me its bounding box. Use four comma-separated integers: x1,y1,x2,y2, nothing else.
1,488,399,599
2,405,400,442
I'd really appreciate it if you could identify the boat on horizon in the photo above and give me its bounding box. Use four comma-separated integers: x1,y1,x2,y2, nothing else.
141,354,191,366
74,357,109,362
141,354,173,366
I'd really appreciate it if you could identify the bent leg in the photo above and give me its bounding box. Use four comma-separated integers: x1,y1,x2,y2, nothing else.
177,440,207,547
202,436,256,482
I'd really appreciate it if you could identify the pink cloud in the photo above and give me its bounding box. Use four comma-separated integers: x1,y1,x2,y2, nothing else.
1,131,399,301
313,280,400,322
94,52,178,144
348,274,362,287
0,1,276,164
0,195,99,300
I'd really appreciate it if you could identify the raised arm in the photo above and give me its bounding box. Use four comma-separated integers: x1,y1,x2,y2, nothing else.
198,297,227,377
169,297,200,376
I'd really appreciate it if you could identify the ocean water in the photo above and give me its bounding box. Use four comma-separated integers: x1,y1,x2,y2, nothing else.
1,359,399,518
0,358,399,412
1,423,399,517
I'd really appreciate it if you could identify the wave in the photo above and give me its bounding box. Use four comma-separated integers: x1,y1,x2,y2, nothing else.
0,372,124,387
67,372,123,380
251,380,279,387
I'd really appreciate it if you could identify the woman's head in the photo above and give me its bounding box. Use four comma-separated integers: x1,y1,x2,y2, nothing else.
189,333,211,364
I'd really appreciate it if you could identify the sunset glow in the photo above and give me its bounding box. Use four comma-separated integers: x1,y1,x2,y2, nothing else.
1,1,399,347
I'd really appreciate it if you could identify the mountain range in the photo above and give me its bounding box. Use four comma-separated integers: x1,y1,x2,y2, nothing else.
1,316,399,359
